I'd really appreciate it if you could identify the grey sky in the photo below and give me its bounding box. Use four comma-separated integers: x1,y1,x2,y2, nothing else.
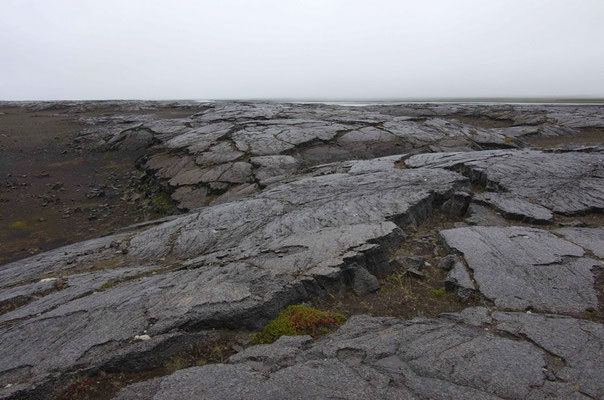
1,0,603,100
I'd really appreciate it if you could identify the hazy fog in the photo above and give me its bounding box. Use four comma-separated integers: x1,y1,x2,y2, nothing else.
1,0,603,100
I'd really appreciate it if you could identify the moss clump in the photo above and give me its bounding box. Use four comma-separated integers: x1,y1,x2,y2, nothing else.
429,289,446,297
152,192,176,214
100,281,116,290
250,305,346,345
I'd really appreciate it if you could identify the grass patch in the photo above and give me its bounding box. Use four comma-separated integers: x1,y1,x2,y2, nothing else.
386,271,407,286
250,305,346,345
152,192,176,214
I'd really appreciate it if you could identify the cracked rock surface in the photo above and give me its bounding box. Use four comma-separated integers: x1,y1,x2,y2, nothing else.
115,310,603,400
0,157,468,398
440,226,600,313
0,101,602,399
62,101,604,211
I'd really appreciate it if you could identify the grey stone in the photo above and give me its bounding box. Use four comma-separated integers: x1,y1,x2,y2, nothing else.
493,311,604,399
197,162,253,184
444,261,475,301
168,166,206,186
0,279,57,312
349,266,380,295
464,203,509,226
441,191,472,217
338,127,398,143
473,192,554,224
209,183,258,206
438,255,456,271
115,311,603,400
406,149,604,215
441,306,492,327
218,162,253,183
164,123,231,153
195,142,244,166
556,227,604,258
250,155,300,186
145,153,196,181
171,186,208,210
440,226,599,313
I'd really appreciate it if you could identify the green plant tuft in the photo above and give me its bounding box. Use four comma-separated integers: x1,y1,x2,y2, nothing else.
100,281,116,290
429,289,446,297
152,192,176,214
250,305,346,345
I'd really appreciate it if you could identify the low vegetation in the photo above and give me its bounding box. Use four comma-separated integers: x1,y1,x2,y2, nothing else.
250,305,346,345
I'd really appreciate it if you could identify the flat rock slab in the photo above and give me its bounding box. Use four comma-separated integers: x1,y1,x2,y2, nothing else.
114,310,604,400
473,192,554,224
556,227,604,258
440,226,599,313
406,149,604,214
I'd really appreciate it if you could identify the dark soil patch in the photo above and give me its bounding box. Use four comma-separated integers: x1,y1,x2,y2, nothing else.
0,106,188,265
452,114,516,129
313,212,490,320
525,128,604,148
53,332,243,400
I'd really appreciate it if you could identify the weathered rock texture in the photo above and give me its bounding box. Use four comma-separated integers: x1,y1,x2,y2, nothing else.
440,226,600,313
0,157,469,398
0,101,602,400
61,101,604,210
115,310,603,400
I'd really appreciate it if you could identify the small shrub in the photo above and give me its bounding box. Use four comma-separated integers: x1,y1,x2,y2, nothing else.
250,305,346,345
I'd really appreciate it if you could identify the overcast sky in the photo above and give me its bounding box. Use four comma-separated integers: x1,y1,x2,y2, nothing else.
1,0,603,100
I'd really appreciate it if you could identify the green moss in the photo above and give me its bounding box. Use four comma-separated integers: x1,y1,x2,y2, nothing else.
152,192,176,214
100,281,116,290
250,305,346,345
504,137,513,143
429,289,446,297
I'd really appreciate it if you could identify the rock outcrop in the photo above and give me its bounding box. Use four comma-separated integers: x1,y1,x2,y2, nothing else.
0,101,602,400
115,310,603,400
